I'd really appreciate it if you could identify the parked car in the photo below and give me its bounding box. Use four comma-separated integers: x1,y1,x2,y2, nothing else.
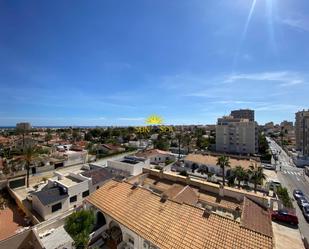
263,164,276,170
297,196,309,208
302,204,309,222
293,189,304,200
271,210,299,225
269,180,281,190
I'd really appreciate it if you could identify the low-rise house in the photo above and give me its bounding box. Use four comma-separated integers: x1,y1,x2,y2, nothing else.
32,166,128,220
84,169,273,249
135,149,175,165
107,156,151,176
0,229,44,249
128,139,150,149
184,153,260,176
99,144,125,155
63,150,88,166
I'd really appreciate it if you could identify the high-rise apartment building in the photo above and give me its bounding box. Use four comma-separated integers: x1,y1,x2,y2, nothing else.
16,122,32,131
216,116,258,154
295,110,309,156
231,109,255,122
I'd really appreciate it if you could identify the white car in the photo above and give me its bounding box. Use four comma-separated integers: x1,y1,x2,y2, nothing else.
263,164,276,170
268,180,281,190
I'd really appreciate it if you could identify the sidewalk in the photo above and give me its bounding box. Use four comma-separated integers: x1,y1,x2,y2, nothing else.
272,221,305,249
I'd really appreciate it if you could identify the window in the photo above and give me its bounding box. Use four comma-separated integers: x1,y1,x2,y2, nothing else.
96,186,100,190
70,195,77,203
127,234,134,245
51,202,62,213
82,190,89,198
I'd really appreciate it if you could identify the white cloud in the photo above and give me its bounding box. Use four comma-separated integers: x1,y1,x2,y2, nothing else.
224,71,305,87
279,17,309,32
211,100,256,104
255,104,303,112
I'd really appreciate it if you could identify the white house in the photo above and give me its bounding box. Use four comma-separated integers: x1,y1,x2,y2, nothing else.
135,149,175,165
32,166,126,220
84,179,272,249
32,173,91,220
107,156,151,176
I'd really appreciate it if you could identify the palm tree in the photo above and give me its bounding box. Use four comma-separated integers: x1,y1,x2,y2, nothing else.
233,165,246,189
248,164,266,193
23,146,37,188
175,133,182,161
216,156,230,186
183,134,191,154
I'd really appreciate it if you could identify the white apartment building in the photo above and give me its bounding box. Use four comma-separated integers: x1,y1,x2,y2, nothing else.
216,116,258,154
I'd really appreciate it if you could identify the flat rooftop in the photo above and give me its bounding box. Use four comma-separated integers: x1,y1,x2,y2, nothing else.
40,225,74,249
57,175,83,187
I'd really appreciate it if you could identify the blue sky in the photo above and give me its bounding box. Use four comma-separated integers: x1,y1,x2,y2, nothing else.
1,0,309,126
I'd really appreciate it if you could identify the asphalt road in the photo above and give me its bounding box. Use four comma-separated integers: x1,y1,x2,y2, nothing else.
267,137,309,242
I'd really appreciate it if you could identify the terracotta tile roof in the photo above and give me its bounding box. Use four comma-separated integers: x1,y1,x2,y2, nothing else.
172,185,199,205
87,180,272,249
141,175,242,210
241,197,273,237
198,190,242,210
163,185,199,205
185,154,260,170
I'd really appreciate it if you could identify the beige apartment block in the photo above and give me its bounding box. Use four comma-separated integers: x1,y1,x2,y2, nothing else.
295,110,309,156
216,116,258,155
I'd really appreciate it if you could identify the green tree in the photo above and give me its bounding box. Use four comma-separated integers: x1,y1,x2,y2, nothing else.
16,125,30,149
64,210,95,249
216,156,230,186
72,130,81,142
276,186,293,208
248,164,266,193
23,146,38,188
179,170,188,177
196,136,209,150
45,133,52,143
232,165,246,189
154,136,170,151
60,132,68,140
183,134,191,154
175,133,182,161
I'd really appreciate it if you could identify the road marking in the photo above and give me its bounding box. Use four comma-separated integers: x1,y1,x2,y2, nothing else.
296,177,300,181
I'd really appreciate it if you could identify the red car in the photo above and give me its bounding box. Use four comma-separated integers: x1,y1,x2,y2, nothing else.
271,210,299,225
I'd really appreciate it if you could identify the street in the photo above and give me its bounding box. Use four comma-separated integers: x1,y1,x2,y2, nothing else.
267,137,309,242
